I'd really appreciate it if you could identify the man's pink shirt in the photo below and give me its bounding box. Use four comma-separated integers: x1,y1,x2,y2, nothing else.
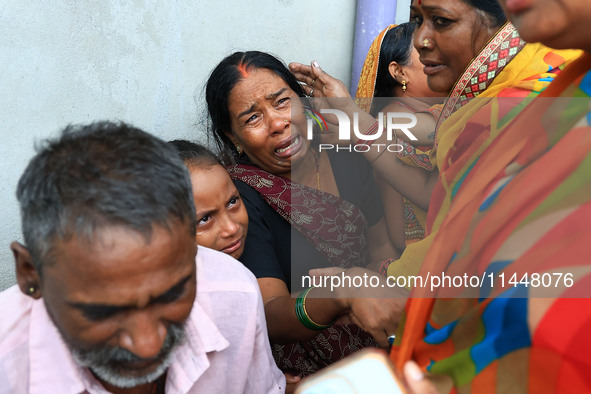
0,246,285,393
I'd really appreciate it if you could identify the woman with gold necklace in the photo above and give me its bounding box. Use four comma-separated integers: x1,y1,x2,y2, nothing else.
205,51,403,378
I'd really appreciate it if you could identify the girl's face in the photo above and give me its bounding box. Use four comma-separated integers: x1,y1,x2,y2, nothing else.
189,164,248,259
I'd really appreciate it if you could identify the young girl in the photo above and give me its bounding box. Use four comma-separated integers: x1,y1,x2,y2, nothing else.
169,140,248,259
170,139,302,390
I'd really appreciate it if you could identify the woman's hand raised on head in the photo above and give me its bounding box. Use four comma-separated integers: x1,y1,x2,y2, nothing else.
289,61,351,100
289,61,377,146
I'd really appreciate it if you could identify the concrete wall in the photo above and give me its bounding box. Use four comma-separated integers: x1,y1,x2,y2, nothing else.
0,0,361,290
395,0,411,23
0,0,412,290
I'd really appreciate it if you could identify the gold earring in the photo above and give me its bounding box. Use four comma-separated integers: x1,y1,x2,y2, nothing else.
402,80,407,92
27,286,36,295
236,145,242,155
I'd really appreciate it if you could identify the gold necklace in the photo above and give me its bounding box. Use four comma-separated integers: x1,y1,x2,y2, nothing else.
311,149,320,189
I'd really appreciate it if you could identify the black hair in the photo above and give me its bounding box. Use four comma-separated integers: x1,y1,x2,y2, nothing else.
464,0,507,27
168,139,222,168
16,121,196,273
374,23,418,102
205,51,306,165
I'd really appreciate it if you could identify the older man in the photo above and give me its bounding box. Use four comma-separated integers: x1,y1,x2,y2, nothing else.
0,122,285,393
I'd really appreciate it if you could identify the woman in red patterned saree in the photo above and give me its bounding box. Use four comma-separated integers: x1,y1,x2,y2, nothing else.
205,51,404,377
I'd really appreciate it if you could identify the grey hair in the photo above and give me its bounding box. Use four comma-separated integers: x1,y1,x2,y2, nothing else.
16,121,196,273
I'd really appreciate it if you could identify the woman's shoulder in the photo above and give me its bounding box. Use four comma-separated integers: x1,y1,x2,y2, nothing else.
233,178,290,234
233,178,275,210
233,178,262,200
381,100,418,113
325,149,383,220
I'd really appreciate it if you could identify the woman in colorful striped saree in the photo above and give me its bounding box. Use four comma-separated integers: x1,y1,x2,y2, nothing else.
392,0,591,392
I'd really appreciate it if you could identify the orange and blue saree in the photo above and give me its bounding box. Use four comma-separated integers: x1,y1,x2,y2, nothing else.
391,53,591,393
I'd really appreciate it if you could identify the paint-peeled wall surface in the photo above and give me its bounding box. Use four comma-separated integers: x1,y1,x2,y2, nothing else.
0,0,360,290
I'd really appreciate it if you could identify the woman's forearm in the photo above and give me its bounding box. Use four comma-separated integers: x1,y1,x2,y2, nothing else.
396,112,436,146
374,156,437,211
263,290,347,344
357,131,437,210
262,269,408,348
379,102,437,146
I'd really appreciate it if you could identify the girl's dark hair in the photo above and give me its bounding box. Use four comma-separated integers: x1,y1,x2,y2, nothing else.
465,0,507,27
374,22,417,100
168,139,222,168
205,51,306,165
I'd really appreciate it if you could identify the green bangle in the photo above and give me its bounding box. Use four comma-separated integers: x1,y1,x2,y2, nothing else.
295,287,332,330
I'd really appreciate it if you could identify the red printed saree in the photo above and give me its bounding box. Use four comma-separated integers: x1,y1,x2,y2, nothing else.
228,163,379,376
228,163,369,268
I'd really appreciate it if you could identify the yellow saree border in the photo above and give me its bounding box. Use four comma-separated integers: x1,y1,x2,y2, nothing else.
436,23,526,133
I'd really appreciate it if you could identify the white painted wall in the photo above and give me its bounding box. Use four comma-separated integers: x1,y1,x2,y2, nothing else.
395,0,412,24
0,0,360,290
0,1,413,290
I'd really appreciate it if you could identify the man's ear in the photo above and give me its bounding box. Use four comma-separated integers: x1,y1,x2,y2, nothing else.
11,242,42,299
388,61,406,83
